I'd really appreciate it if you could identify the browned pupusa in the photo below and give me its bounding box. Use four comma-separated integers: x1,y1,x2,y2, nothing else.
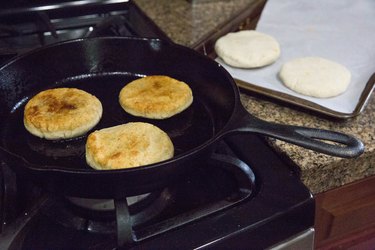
119,75,193,119
85,122,174,170
24,88,102,140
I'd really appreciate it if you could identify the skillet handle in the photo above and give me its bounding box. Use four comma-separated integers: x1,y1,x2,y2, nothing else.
222,107,365,158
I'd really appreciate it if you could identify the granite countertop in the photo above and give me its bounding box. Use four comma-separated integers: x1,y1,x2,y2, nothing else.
134,0,374,194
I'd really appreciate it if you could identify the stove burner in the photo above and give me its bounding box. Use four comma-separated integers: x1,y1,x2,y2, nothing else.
0,0,168,58
67,193,151,212
42,189,171,234
86,15,136,38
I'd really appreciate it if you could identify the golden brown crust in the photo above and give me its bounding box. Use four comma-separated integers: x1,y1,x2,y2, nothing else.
85,122,174,170
119,75,193,119
24,88,102,140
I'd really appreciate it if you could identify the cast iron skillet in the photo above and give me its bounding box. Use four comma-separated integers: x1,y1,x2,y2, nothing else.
0,37,364,198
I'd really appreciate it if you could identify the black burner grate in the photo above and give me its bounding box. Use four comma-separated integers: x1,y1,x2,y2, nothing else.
0,0,168,58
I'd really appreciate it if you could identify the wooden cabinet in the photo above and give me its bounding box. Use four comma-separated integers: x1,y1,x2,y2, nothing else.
314,175,375,249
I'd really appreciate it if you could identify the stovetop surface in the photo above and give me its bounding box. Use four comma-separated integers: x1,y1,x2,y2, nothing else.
1,133,314,249
0,1,314,249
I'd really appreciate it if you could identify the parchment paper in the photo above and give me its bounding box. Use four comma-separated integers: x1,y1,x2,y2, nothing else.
217,0,375,114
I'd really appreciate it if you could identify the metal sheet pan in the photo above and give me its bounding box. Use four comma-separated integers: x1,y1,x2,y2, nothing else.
235,72,375,119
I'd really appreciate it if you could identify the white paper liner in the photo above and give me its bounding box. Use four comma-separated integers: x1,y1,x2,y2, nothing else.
217,0,375,114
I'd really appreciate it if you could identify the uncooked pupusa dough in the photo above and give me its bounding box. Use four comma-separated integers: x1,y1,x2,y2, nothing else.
215,30,280,68
279,57,351,98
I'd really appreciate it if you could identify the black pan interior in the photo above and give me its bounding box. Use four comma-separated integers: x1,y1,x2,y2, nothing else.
0,37,238,173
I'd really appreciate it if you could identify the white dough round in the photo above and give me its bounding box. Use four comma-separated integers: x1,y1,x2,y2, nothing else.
279,57,351,98
215,30,280,68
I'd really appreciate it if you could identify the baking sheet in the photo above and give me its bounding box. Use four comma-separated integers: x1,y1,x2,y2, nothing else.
217,0,375,117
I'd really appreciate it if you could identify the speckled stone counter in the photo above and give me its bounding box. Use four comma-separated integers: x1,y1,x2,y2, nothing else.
241,93,374,194
134,0,375,194
134,0,260,48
